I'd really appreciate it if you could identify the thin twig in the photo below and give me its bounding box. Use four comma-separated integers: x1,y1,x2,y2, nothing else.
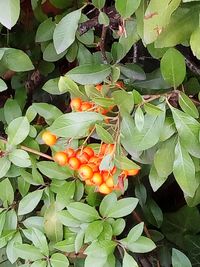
100,25,108,63
0,137,53,161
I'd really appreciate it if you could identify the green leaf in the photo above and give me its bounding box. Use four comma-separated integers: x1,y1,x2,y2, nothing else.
33,103,62,124
1,48,34,71
56,181,76,208
92,97,114,108
58,76,85,98
0,157,11,179
115,0,141,19
53,9,82,54
0,0,20,29
9,149,31,168
121,109,165,152
0,179,14,205
154,135,176,177
85,240,116,256
4,99,22,124
122,251,138,267
170,106,200,157
112,90,134,114
43,43,67,62
95,124,114,144
67,202,100,222
100,193,118,218
7,116,30,145
161,48,186,87
128,236,156,253
120,63,146,81
98,12,109,26
114,155,140,170
85,221,104,243
37,161,73,180
49,112,103,138
15,244,43,261
23,216,44,232
179,92,199,118
0,212,6,236
190,27,200,60
18,190,44,216
67,64,111,85
143,0,181,44
31,260,47,267
143,199,163,228
75,230,85,254
155,7,199,48
106,198,138,218
159,117,176,142
85,255,107,267
135,106,144,132
50,253,69,267
144,103,163,115
172,248,192,267
149,164,168,192
58,210,81,227
0,79,7,92
36,18,55,42
42,78,61,95
92,0,105,9
127,223,144,243
31,228,49,256
6,232,22,264
44,203,63,242
173,141,197,197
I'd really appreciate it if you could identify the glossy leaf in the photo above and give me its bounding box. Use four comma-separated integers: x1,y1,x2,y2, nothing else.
172,248,192,267
115,0,141,19
0,0,20,29
179,92,199,118
0,79,7,92
106,198,138,218
95,124,114,144
122,251,138,267
50,253,69,267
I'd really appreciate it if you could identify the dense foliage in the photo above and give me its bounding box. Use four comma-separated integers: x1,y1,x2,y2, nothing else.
0,0,200,266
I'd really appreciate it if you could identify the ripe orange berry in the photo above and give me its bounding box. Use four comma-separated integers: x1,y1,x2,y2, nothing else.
126,169,140,176
83,147,94,158
99,183,112,194
105,176,114,188
65,148,75,158
78,165,93,181
95,84,103,91
89,156,101,165
54,152,68,166
116,81,124,88
76,150,90,164
81,102,93,111
85,179,94,186
102,171,112,181
70,98,82,111
42,131,57,146
88,163,99,172
91,172,103,186
68,157,81,170
100,144,107,155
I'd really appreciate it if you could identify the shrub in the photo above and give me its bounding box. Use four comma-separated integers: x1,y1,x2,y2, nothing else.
0,0,199,266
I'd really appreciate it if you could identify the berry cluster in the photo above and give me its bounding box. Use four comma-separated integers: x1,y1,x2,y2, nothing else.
70,97,112,115
42,131,139,194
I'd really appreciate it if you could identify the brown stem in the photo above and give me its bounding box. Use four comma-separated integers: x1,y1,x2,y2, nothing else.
0,138,53,161
100,24,108,63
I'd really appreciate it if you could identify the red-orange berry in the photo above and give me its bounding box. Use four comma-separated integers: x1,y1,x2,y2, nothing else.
70,98,82,111
78,165,93,181
91,172,103,186
95,84,103,91
65,148,75,158
87,163,99,172
85,179,94,186
99,183,112,194
76,150,90,164
83,147,94,158
105,176,114,188
81,102,93,111
54,152,68,166
68,157,81,170
42,131,57,146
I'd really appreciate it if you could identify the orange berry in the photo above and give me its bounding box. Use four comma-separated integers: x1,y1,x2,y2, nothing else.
81,102,93,111
70,98,82,111
85,179,94,186
68,157,81,170
126,169,140,176
100,144,107,155
105,176,114,188
65,148,75,158
78,165,93,181
91,172,103,186
99,183,112,194
102,171,112,181
42,131,57,146
83,147,94,157
54,152,68,166
89,156,101,165
88,163,99,172
116,81,124,88
95,84,103,91
76,150,90,164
